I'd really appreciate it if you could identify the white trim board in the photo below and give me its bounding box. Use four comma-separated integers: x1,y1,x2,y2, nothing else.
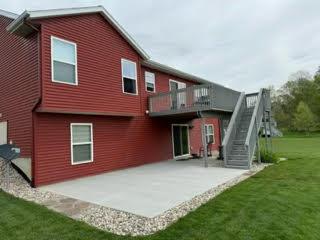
0,121,7,145
0,9,18,19
6,6,149,60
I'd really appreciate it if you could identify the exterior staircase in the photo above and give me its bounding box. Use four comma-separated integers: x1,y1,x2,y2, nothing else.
222,89,271,169
227,107,254,168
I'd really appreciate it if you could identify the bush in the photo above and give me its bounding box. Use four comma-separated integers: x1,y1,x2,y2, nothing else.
260,149,278,163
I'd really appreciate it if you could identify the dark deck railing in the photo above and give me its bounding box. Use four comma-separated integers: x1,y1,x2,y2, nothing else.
148,84,240,117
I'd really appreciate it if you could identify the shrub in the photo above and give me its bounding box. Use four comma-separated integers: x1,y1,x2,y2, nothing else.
260,149,278,163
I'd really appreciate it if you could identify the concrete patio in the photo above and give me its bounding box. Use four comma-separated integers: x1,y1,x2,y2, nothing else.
40,158,249,218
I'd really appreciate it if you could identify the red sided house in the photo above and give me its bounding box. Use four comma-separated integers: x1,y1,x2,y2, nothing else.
0,6,271,187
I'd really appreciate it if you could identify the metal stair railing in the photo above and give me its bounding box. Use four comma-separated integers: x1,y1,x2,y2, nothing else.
222,92,246,166
245,89,265,167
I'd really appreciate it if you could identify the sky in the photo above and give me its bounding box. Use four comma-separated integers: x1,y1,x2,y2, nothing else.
1,0,320,92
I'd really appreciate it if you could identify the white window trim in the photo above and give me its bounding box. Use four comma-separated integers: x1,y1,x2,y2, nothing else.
145,71,156,93
70,123,94,165
169,79,185,91
51,36,78,86
171,124,191,159
205,124,215,144
121,58,138,95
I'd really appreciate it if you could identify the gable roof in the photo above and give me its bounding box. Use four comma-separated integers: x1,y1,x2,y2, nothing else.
6,6,149,60
2,6,237,91
0,9,18,19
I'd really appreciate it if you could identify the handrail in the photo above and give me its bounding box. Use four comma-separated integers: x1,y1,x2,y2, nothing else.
151,83,213,97
222,92,245,146
149,83,241,116
245,89,263,147
222,92,246,165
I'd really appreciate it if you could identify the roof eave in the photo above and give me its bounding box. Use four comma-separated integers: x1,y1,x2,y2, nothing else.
0,9,19,19
6,6,149,60
6,10,29,32
142,60,239,93
142,60,211,85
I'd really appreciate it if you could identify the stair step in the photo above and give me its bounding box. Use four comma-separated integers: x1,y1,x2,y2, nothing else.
240,120,251,124
232,146,246,151
233,140,245,145
228,154,249,160
241,116,251,119
236,132,247,136
235,136,247,140
225,164,250,170
227,160,249,166
231,150,247,155
238,129,248,132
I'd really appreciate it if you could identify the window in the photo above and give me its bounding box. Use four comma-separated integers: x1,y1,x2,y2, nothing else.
205,124,215,144
51,36,77,85
145,71,155,92
71,124,93,165
122,59,137,94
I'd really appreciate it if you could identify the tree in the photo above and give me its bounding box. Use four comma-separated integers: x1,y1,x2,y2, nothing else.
293,101,317,134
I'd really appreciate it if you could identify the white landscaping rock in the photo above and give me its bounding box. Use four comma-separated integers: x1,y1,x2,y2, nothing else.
0,158,269,236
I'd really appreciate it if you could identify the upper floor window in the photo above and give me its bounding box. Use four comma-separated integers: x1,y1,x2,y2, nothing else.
51,36,77,85
121,59,137,95
145,71,155,92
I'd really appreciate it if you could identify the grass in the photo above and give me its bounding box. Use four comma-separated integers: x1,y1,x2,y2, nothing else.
1,134,320,240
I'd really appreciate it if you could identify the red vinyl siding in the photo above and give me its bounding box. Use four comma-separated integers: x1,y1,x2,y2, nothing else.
189,118,221,155
38,14,143,116
34,113,175,186
31,14,221,185
34,114,221,186
0,16,39,157
0,12,222,186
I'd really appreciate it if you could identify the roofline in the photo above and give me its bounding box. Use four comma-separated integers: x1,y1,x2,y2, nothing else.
4,6,238,93
0,9,18,19
142,60,211,84
142,60,237,92
6,6,150,60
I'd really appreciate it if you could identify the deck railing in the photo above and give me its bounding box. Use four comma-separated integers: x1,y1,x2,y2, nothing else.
148,83,240,116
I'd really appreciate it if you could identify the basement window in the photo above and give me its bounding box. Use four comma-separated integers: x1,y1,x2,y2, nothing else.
121,59,138,95
51,36,77,85
71,123,93,165
145,71,155,92
205,124,215,144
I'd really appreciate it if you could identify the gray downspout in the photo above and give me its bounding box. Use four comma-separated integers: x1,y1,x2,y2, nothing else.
198,111,208,168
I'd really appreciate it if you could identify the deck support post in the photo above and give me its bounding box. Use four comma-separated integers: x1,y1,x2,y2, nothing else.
268,111,273,152
262,91,269,153
201,115,208,168
255,117,261,165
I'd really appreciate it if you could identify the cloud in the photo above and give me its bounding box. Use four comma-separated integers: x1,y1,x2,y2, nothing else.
1,0,320,92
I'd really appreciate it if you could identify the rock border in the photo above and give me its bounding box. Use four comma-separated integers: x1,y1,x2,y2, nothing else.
0,159,269,236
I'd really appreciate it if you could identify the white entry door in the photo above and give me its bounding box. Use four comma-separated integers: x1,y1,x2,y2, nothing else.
0,122,7,145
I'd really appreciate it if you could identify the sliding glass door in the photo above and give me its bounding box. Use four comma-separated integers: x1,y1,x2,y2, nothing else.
172,125,190,158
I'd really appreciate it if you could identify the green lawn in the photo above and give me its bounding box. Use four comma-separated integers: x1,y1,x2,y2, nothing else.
1,135,320,240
